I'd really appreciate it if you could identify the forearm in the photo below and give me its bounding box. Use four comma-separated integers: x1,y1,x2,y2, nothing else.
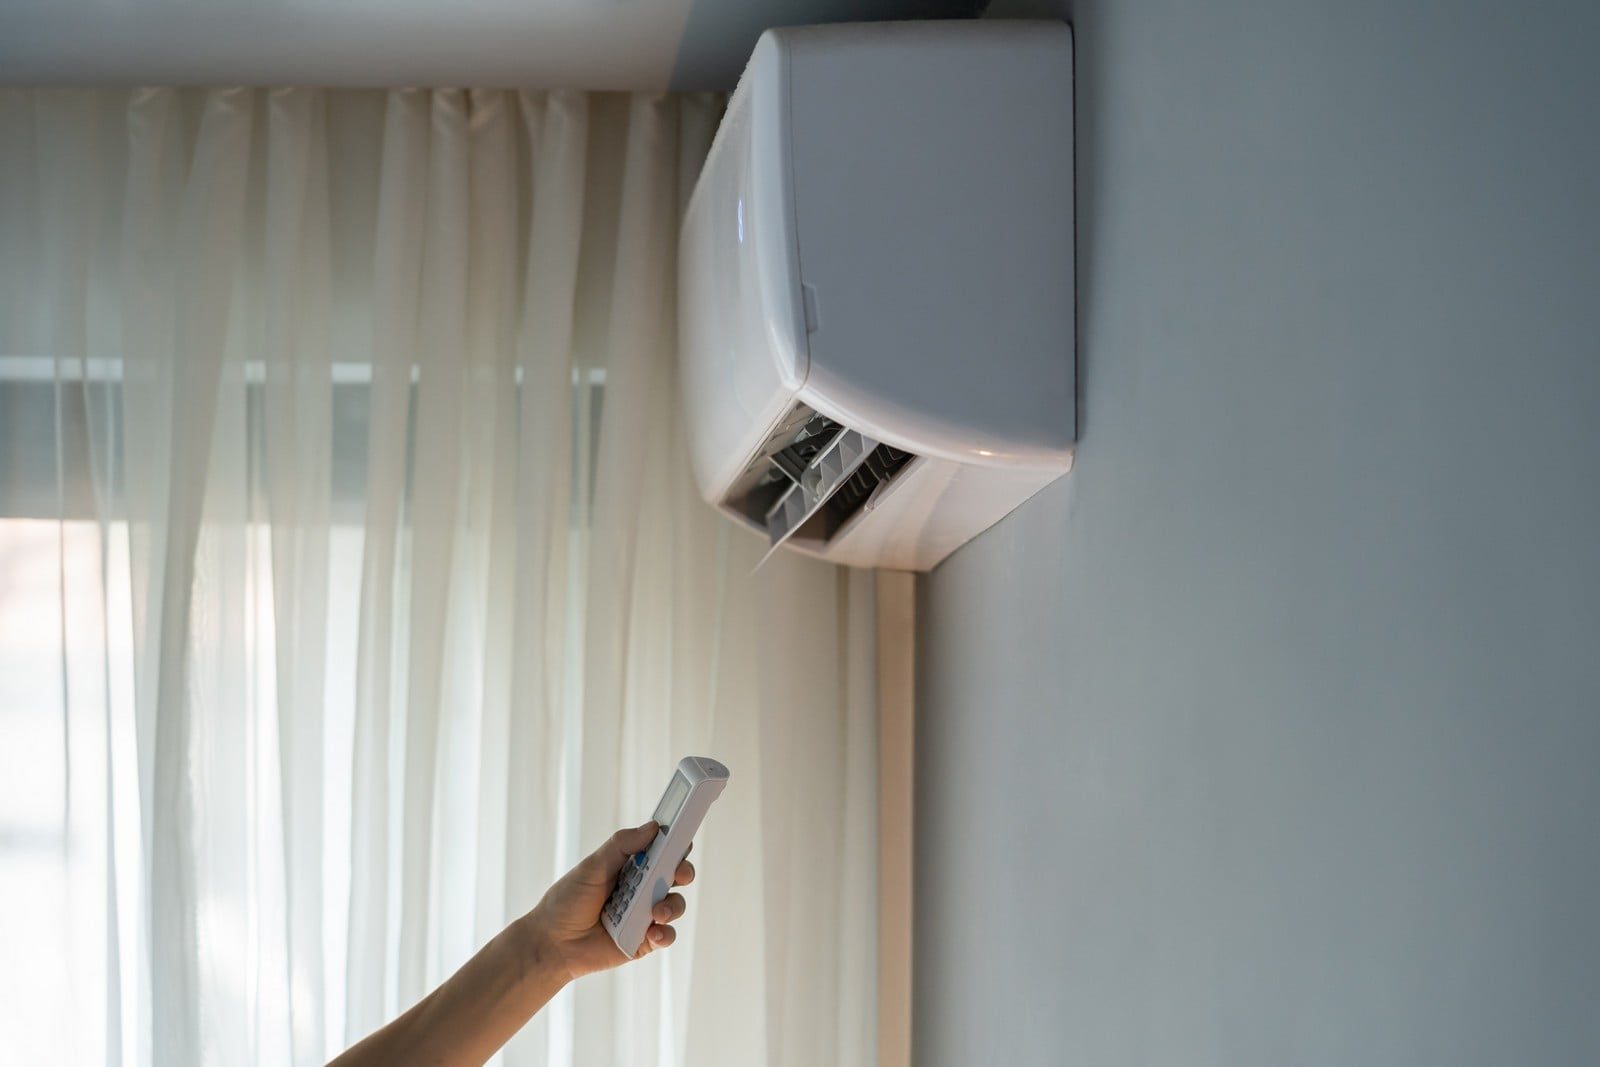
330,915,568,1067
329,821,694,1065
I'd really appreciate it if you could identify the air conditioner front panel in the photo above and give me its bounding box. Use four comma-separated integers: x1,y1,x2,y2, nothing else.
785,21,1075,469
679,33,809,502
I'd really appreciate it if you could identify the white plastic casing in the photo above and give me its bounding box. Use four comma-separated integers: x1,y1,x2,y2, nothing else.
602,757,730,957
678,20,1075,571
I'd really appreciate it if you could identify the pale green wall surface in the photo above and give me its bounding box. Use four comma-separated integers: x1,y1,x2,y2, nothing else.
914,2,1600,1063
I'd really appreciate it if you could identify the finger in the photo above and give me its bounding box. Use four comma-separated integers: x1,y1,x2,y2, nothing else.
651,892,687,924
646,923,677,950
673,859,696,887
590,821,658,878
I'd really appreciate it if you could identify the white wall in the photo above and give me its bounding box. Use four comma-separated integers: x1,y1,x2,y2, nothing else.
914,2,1600,1064
0,0,980,88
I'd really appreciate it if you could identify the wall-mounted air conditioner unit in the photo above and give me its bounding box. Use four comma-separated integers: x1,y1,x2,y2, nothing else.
679,20,1075,571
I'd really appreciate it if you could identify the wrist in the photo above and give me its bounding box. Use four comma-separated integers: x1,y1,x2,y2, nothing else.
514,912,573,991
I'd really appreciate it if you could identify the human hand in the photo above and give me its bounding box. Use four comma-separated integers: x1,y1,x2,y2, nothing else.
524,821,697,982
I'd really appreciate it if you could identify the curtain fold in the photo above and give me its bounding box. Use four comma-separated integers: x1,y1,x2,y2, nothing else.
0,87,877,1067
572,91,678,1067
497,88,589,1067
260,86,335,1067
344,86,428,1047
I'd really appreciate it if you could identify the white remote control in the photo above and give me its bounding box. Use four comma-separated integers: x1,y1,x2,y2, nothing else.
603,756,731,957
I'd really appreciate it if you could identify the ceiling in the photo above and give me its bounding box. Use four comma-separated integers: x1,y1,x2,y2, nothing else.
0,0,985,90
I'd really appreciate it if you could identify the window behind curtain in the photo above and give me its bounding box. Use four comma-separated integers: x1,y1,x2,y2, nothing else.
0,356,602,1063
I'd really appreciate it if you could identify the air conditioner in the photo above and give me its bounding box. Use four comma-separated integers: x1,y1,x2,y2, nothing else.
678,20,1075,571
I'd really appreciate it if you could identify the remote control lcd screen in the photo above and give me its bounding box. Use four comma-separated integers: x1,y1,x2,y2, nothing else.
653,772,691,830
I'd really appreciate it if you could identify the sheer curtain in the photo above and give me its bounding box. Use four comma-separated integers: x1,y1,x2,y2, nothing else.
0,88,877,1067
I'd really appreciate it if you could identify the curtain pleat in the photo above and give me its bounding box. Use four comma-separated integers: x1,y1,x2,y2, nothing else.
458,86,517,965
573,92,679,1067
500,89,589,1067
345,87,428,1046
1,86,877,1067
35,88,120,1067
149,88,255,1066
261,86,334,1067
394,87,469,1011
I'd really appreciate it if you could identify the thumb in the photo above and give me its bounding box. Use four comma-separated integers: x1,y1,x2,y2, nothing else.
590,821,659,879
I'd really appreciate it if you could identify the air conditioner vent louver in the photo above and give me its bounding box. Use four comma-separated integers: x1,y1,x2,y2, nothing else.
717,401,921,565
824,444,913,526
769,413,843,484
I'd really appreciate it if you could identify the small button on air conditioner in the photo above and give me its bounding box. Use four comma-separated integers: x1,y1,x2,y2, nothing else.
678,20,1075,571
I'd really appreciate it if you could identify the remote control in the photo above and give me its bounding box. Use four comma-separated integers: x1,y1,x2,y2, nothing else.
602,756,730,956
